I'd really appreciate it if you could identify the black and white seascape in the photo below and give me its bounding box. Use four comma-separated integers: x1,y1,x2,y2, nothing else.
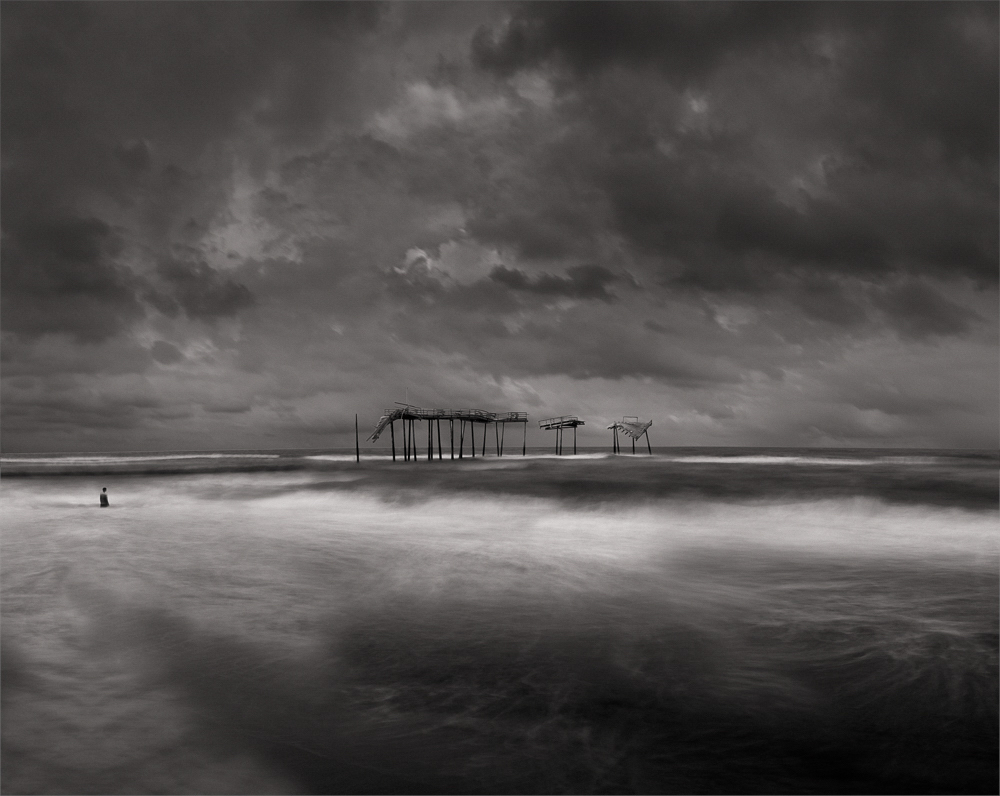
2,2,998,795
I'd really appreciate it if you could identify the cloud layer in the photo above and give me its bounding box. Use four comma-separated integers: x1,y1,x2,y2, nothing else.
2,1,996,451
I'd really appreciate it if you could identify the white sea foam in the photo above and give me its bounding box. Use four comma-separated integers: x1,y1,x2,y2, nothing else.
660,455,936,465
1,453,282,465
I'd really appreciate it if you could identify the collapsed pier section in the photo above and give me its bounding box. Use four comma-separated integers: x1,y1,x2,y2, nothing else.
608,417,652,454
368,405,528,461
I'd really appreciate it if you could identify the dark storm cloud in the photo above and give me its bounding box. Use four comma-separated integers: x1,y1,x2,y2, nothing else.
150,341,185,366
470,1,998,298
474,0,998,168
467,203,598,260
1,0,381,342
873,280,975,340
489,264,627,302
150,260,255,321
0,214,145,342
789,276,869,329
839,2,999,164
715,194,888,273
472,1,820,82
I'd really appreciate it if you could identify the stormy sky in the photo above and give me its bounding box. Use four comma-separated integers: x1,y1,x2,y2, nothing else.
2,1,997,453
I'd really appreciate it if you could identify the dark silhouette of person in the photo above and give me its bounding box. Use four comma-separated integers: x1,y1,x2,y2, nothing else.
100,488,109,507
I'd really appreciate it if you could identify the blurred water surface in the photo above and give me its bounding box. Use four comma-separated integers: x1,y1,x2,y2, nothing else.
2,450,997,793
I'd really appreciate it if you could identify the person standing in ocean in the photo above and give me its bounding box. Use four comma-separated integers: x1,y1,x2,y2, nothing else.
99,488,109,507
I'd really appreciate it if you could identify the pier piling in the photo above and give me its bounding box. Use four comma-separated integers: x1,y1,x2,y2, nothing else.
367,406,529,463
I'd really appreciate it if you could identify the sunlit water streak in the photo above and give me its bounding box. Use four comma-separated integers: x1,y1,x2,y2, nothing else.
2,452,997,794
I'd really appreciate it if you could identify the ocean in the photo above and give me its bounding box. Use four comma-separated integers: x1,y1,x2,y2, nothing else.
1,448,997,794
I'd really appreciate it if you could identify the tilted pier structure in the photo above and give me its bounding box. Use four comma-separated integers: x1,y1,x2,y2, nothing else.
539,415,584,455
368,404,528,461
608,416,652,454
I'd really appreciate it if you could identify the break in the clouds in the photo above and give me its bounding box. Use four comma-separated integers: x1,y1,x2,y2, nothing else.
2,1,997,452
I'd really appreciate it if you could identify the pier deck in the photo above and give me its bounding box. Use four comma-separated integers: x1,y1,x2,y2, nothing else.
538,416,584,455
368,405,528,460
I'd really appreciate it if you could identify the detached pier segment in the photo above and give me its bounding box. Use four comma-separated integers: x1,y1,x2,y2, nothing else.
367,405,528,461
608,417,652,454
539,416,584,455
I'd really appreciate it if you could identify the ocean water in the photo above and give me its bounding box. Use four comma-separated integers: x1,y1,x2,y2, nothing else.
1,448,997,794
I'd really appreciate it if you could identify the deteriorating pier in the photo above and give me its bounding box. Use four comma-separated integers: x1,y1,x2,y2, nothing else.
368,404,528,461
539,416,584,455
608,417,652,454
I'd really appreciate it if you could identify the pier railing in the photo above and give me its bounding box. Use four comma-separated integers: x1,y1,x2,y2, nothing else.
539,415,584,429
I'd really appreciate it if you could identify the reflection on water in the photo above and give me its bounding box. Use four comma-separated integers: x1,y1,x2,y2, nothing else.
2,468,997,794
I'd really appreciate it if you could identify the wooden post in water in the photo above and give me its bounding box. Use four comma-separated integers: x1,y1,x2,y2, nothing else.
355,414,360,462
495,421,500,457
470,421,475,457
482,422,487,457
459,421,464,458
500,422,505,456
645,429,652,455
403,417,408,461
428,419,433,462
573,425,577,456
437,419,443,460
450,419,454,460
632,435,635,455
522,422,526,456
390,419,396,461
613,426,618,454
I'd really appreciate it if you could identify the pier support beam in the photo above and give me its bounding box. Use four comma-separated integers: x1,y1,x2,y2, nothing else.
522,422,526,456
450,420,454,460
645,430,652,455
573,425,577,456
437,419,443,460
390,420,396,461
